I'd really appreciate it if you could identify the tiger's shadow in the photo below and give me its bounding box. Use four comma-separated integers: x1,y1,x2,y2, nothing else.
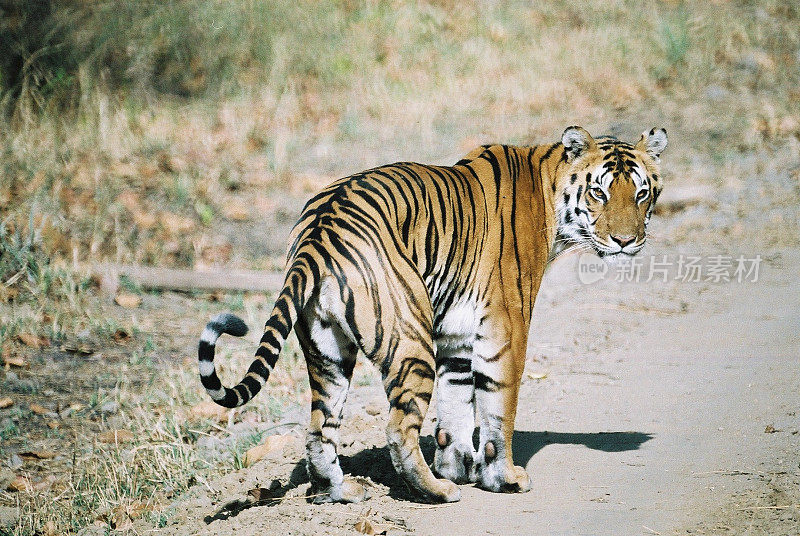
204,430,652,522
341,430,654,497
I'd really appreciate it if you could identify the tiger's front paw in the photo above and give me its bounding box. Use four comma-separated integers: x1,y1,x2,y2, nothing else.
476,461,531,493
433,429,477,483
475,441,531,493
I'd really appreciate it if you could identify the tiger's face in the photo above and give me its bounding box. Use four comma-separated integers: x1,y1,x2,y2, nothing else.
556,126,668,259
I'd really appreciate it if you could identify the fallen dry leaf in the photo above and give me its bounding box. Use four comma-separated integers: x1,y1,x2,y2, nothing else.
127,501,149,520
248,487,271,502
199,242,233,265
110,501,148,530
189,401,230,423
112,329,131,343
110,508,133,531
42,520,58,536
2,354,26,368
0,397,13,409
97,429,135,443
30,403,53,416
244,434,296,466
16,333,50,348
222,201,250,221
132,210,158,230
159,212,196,233
7,475,31,492
247,483,283,504
115,292,142,308
0,285,18,303
61,343,94,355
46,420,59,430
354,519,376,535
527,371,549,380
19,450,57,460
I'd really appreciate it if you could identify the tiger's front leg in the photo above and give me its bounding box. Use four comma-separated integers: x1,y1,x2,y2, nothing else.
433,341,478,483
472,319,531,493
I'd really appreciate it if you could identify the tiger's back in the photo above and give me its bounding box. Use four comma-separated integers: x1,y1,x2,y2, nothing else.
290,145,551,330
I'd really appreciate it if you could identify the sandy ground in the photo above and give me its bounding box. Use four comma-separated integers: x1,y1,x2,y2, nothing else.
144,238,799,535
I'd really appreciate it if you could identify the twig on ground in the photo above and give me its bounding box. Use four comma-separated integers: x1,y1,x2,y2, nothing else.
736,504,800,511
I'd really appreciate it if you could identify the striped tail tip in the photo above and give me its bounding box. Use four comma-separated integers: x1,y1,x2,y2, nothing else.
198,313,249,407
201,313,249,343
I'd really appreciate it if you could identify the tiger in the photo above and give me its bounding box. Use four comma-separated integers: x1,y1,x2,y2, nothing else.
197,126,668,503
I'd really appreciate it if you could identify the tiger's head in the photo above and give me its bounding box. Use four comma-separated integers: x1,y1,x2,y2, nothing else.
555,126,668,259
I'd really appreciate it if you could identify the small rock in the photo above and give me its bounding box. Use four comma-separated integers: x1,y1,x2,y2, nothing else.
8,454,23,470
0,468,14,489
365,402,383,416
115,292,142,309
99,401,119,415
704,85,729,102
4,372,38,394
0,505,19,529
76,524,108,536
0,418,14,433
196,435,223,450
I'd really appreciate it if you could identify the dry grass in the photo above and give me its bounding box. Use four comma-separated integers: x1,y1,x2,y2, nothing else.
2,1,798,273
1,0,799,534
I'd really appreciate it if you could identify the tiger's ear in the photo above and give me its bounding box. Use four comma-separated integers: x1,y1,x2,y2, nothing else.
561,126,597,162
635,128,668,160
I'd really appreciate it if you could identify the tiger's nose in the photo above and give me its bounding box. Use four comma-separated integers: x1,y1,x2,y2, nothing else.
610,234,635,248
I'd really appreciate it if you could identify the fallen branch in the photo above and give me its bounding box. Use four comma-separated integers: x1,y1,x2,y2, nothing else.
86,263,285,293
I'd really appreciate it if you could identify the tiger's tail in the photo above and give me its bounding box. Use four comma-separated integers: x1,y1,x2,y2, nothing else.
198,261,314,408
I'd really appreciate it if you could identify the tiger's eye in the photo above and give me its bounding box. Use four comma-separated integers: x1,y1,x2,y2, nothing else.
589,187,607,202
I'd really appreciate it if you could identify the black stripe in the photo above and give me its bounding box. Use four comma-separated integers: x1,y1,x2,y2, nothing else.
481,148,503,207
474,371,505,392
437,356,472,374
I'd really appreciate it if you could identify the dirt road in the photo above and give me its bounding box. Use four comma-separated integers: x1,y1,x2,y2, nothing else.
156,245,799,536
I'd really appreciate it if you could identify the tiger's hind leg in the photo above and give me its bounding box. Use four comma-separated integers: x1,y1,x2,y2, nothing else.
433,342,477,483
383,337,461,503
296,313,365,504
